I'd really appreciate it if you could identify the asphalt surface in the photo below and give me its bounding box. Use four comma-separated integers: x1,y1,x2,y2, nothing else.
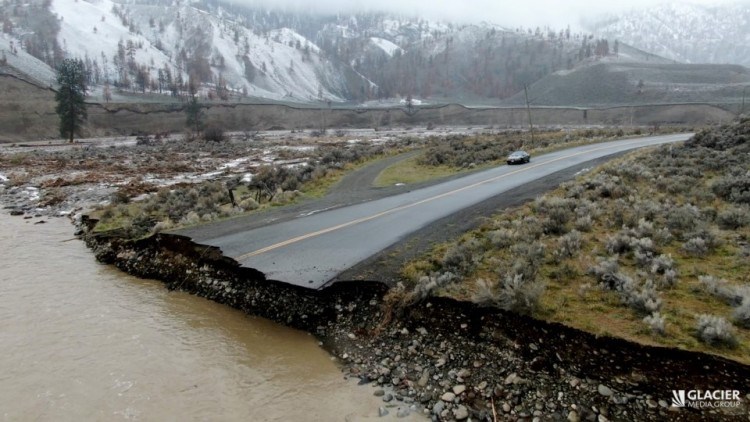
182,134,692,289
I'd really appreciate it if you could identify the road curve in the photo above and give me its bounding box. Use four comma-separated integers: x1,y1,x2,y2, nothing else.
186,133,692,289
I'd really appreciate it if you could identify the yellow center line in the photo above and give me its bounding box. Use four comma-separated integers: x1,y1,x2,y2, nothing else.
234,137,679,260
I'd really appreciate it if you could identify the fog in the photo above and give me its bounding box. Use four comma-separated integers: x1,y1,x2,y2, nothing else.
220,0,745,28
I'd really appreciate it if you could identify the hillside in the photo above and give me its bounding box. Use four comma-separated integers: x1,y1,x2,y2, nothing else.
0,0,609,104
504,58,750,107
586,1,750,67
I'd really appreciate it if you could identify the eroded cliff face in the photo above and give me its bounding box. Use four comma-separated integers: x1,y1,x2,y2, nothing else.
79,217,750,421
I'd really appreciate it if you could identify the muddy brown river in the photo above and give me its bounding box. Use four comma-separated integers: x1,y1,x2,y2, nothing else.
0,216,418,421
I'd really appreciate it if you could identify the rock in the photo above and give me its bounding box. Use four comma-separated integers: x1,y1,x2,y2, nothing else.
432,401,445,415
453,405,469,420
502,403,511,413
419,393,432,404
504,373,516,385
570,378,580,388
598,415,609,422
441,392,456,402
416,327,428,336
457,368,471,379
373,389,385,397
658,400,668,408
9,210,23,216
453,385,466,395
567,410,580,422
645,399,658,409
383,394,393,403
598,384,614,397
378,407,389,417
397,407,411,418
347,333,357,340
504,373,524,385
418,373,429,387
477,381,488,390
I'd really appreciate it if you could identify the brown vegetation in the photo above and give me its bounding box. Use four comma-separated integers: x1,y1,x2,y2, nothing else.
401,118,750,363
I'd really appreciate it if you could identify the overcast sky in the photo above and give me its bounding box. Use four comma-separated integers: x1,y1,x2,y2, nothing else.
226,0,746,29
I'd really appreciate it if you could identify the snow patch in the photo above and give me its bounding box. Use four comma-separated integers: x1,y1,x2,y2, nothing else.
370,37,402,57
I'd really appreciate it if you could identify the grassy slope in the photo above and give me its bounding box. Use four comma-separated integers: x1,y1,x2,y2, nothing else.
400,120,750,364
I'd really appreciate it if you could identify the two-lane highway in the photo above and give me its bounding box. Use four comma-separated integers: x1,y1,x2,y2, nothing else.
183,133,692,289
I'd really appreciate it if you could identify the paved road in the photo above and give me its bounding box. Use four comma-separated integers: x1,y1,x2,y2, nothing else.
184,134,691,289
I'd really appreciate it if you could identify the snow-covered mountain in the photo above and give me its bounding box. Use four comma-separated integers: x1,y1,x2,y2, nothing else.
585,2,750,66
0,0,639,103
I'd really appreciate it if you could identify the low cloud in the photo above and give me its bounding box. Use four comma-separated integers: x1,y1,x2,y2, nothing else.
221,0,745,28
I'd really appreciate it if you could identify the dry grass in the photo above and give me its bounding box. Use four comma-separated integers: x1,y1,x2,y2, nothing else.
374,127,686,187
400,119,750,363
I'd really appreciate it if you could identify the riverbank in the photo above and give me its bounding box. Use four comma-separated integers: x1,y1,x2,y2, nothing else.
80,219,750,421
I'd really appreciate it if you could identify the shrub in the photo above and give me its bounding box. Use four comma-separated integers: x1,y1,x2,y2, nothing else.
712,174,750,204
588,257,623,289
152,219,174,233
488,229,515,249
650,254,675,276
695,314,738,347
620,279,662,314
510,241,546,267
667,204,701,233
733,299,750,328
717,206,750,230
472,274,545,315
661,269,678,288
606,232,633,255
653,228,673,246
202,126,225,142
442,239,481,275
683,227,720,249
574,215,593,232
534,197,575,235
635,218,655,238
643,312,666,335
413,272,457,300
179,211,201,226
515,216,544,240
682,237,708,257
700,276,748,306
556,230,582,259
239,197,259,210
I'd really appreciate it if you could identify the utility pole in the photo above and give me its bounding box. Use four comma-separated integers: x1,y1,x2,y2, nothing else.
524,84,535,145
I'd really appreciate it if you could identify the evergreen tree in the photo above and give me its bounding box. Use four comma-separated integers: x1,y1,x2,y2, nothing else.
55,58,88,143
185,94,204,134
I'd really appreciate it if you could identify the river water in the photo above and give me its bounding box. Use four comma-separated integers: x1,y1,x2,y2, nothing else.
0,216,415,421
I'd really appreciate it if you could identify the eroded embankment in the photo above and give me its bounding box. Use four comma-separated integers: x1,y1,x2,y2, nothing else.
81,217,750,421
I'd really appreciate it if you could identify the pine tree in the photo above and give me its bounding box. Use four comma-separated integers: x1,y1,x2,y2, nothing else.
55,58,88,143
185,94,204,134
